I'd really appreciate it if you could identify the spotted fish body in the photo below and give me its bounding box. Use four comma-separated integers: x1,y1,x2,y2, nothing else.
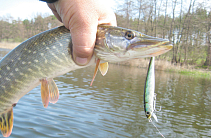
0,26,82,113
0,25,172,137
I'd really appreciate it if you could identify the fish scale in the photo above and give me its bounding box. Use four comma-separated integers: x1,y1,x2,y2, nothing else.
0,25,172,137
0,26,74,113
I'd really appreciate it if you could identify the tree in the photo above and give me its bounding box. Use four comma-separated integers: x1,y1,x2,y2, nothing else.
204,11,211,66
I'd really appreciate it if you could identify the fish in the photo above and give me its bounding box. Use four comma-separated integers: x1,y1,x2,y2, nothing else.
0,25,172,137
143,57,165,138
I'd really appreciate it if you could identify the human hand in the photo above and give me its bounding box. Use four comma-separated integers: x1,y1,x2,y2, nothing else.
47,0,117,65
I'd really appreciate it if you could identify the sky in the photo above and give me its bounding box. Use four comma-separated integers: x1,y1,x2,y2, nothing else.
0,0,117,20
0,0,53,20
0,0,210,20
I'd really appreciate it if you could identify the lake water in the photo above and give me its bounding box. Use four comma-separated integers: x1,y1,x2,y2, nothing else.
0,49,211,138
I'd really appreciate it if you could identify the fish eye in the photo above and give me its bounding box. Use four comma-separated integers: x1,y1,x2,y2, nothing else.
125,31,135,40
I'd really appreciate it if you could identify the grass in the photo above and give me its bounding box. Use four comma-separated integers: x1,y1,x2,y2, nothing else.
115,58,211,79
173,69,211,78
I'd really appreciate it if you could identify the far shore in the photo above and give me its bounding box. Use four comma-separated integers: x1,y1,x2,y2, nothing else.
0,42,21,49
0,42,210,78
114,59,211,78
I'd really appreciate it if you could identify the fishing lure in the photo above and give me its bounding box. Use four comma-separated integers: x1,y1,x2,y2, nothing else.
144,57,165,138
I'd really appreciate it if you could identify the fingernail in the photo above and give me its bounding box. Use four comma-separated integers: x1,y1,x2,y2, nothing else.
75,57,88,66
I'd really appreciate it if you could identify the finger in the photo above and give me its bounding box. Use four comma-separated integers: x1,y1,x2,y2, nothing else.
69,8,116,66
51,0,116,66
50,1,96,66
70,18,98,66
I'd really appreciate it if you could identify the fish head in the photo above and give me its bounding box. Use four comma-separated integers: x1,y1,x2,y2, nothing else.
94,25,173,62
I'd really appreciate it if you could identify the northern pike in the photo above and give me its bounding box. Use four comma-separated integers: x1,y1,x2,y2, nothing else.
0,25,172,137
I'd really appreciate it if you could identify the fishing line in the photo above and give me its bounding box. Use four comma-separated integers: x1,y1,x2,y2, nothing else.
149,119,165,138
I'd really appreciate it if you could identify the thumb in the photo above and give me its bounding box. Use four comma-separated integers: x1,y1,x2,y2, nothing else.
70,22,98,66
50,0,116,66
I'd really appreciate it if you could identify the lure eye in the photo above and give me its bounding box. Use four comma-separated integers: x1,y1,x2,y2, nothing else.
146,111,151,118
146,112,150,115
125,31,135,40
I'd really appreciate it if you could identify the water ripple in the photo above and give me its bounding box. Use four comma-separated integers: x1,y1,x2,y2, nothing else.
0,50,211,138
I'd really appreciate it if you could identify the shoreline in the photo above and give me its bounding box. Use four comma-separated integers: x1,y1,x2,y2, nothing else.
115,59,211,78
0,42,210,78
0,42,20,49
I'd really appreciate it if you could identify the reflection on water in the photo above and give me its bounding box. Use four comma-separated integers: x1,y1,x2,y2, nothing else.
0,49,211,138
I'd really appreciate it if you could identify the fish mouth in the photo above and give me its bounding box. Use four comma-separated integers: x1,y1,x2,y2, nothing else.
127,34,173,57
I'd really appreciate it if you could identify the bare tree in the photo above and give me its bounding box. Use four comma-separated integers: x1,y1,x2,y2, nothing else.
204,11,211,66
